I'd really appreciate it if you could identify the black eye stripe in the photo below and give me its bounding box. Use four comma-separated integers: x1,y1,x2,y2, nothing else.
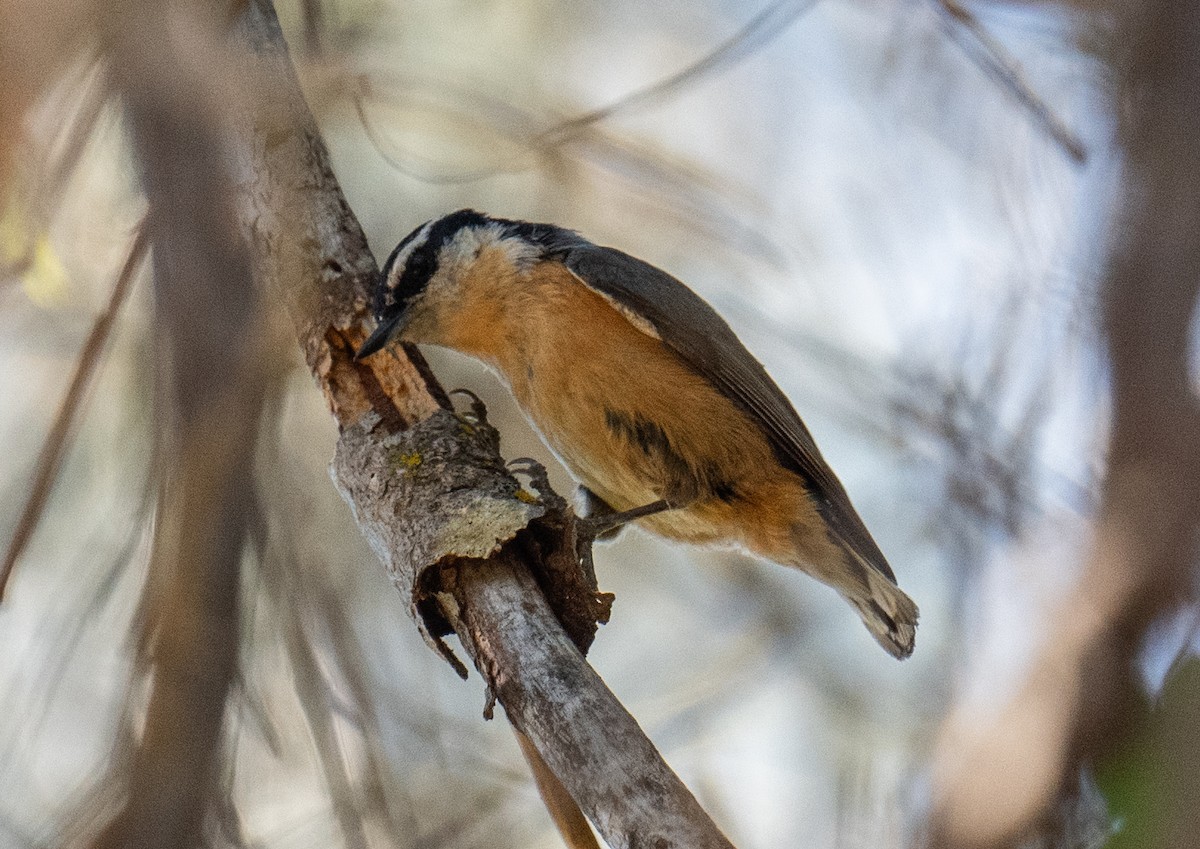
381,221,428,287
375,210,490,320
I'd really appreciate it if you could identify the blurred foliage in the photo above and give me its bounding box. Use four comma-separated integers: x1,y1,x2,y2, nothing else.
1098,655,1200,849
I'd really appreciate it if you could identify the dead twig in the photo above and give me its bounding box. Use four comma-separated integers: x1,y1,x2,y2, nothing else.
1,222,147,600
930,0,1088,163
515,729,602,849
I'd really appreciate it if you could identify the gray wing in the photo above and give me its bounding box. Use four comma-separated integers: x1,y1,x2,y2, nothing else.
558,242,896,583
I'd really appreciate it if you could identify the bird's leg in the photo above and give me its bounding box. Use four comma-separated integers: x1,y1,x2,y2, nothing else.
577,486,625,541
506,460,676,584
574,496,675,586
576,496,674,541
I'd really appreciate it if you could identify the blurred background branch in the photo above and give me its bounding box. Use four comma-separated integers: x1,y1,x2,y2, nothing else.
0,224,146,599
929,4,1200,847
84,4,270,846
930,0,1087,163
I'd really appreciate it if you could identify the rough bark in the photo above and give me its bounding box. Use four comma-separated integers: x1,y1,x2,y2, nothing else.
230,2,737,847
436,554,737,849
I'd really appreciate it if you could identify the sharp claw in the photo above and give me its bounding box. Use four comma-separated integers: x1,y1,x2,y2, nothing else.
448,388,487,422
506,456,548,482
505,457,561,508
578,538,599,587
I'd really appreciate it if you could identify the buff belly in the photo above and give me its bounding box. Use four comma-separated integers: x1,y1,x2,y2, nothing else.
435,255,825,562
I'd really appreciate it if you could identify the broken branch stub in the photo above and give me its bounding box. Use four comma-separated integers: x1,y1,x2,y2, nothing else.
234,0,611,663
332,400,615,673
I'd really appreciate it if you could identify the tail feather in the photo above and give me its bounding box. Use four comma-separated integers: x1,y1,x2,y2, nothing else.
784,516,919,659
843,567,919,660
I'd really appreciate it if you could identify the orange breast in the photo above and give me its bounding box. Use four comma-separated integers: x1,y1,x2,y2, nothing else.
444,257,811,554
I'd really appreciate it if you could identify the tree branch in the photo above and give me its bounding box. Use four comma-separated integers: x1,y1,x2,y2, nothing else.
1,224,147,600
231,2,738,846
92,4,269,845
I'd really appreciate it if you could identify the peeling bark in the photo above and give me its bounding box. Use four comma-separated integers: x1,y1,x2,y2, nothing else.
229,2,738,846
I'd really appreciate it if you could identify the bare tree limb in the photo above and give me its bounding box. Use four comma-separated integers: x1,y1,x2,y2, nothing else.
430,553,739,849
930,0,1088,163
231,2,739,846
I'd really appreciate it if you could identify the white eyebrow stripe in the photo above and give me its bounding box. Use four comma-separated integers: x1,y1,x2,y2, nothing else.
386,220,434,291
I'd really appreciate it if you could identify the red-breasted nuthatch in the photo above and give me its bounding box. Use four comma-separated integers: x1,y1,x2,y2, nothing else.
357,210,918,658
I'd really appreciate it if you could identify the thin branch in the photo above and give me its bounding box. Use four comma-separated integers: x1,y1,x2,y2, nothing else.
514,729,602,849
354,0,818,184
299,0,324,57
929,0,1088,163
535,0,818,145
1,222,147,600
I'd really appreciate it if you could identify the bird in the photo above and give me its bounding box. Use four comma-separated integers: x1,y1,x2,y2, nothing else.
356,210,918,658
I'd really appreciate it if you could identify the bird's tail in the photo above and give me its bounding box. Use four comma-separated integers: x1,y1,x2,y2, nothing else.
783,513,919,659
841,563,919,660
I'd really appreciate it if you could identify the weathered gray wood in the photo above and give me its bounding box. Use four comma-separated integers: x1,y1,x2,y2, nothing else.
231,3,740,847
331,408,545,667
437,555,737,849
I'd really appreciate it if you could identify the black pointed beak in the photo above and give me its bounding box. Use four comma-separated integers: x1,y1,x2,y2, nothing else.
354,311,409,360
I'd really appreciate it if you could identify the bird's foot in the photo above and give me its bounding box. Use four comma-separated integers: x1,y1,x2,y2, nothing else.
506,457,566,511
